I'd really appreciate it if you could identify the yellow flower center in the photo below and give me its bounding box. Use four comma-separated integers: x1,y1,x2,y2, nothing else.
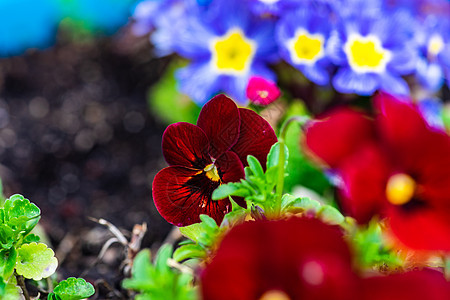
259,290,291,300
288,29,324,65
428,34,444,57
211,28,255,75
386,173,416,205
344,34,391,73
204,163,221,182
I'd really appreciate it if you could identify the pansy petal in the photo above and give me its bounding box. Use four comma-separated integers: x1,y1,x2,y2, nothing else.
232,108,277,168
197,94,241,158
338,143,390,223
162,122,211,168
304,108,374,169
361,270,450,300
152,166,231,227
216,151,246,208
388,206,450,251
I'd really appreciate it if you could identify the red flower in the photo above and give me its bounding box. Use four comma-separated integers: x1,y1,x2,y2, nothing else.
200,218,358,300
246,76,281,106
304,93,450,251
200,217,450,300
152,94,277,227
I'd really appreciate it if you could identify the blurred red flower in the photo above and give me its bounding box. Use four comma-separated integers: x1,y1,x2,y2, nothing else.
304,93,450,251
246,76,281,106
200,217,450,300
152,94,277,226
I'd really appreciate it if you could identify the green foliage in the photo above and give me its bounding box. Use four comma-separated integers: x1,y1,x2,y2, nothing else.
212,142,288,215
283,103,332,195
15,243,58,281
352,219,403,270
48,277,95,300
176,215,222,262
148,59,201,125
123,246,197,300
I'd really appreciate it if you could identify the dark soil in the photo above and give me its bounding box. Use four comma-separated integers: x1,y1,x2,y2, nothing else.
0,28,173,298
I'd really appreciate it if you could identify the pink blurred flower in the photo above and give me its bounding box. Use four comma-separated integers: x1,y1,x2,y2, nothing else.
246,76,281,106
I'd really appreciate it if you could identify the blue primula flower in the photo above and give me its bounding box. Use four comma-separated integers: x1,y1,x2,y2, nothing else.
132,0,201,56
276,6,333,86
173,0,278,104
414,14,450,91
0,0,61,57
327,10,418,96
247,0,302,16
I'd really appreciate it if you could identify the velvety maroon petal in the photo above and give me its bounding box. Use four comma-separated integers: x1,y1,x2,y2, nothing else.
304,108,374,169
152,166,231,227
388,206,450,251
360,270,450,300
162,122,211,168
197,94,240,158
216,151,246,208
338,143,390,223
201,218,357,300
231,108,277,168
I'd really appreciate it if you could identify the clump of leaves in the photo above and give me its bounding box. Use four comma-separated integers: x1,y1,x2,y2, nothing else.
123,245,196,300
0,194,58,296
48,277,95,300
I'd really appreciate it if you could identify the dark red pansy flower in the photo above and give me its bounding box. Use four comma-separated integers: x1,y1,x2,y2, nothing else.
200,218,358,300
200,217,450,300
246,76,281,106
304,93,450,251
152,94,277,227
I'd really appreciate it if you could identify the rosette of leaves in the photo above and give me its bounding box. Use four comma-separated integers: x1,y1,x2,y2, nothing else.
123,245,197,300
0,194,58,296
48,277,95,300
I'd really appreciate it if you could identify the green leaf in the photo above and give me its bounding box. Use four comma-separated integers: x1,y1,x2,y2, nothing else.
317,205,345,225
15,243,58,280
179,224,203,243
211,183,250,200
0,225,14,249
122,249,154,291
23,234,40,244
148,59,201,125
247,155,264,177
2,283,21,300
281,195,321,212
173,244,206,262
198,215,218,232
266,142,289,170
0,248,17,279
0,276,5,296
52,277,95,300
155,244,173,274
47,293,61,300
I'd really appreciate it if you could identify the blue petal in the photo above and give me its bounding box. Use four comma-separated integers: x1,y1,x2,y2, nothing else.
378,72,409,96
176,62,221,105
387,44,418,75
300,64,330,86
417,98,445,130
326,30,347,65
415,59,444,92
332,68,379,95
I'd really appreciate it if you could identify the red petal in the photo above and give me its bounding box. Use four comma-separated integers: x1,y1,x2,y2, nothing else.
304,108,374,169
152,166,231,226
246,76,281,106
388,206,450,251
360,270,450,300
231,108,277,168
197,94,240,158
216,151,246,208
201,218,355,300
338,143,390,223
162,122,211,168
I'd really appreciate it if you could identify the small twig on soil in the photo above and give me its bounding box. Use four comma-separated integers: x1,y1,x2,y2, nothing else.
88,217,128,245
167,258,194,276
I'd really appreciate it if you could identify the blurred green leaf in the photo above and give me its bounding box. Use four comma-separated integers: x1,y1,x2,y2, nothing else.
173,244,206,262
247,155,264,177
0,248,17,279
15,242,58,280
148,59,201,125
51,277,95,300
317,205,345,225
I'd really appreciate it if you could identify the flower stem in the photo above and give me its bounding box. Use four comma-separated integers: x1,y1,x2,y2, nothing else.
16,272,30,300
274,116,310,217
